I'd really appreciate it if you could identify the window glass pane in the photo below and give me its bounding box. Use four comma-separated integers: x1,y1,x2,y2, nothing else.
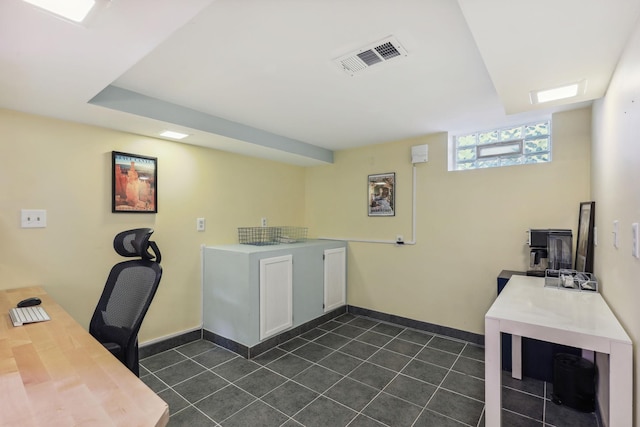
457,134,476,147
456,147,476,162
478,142,521,158
476,159,500,169
525,122,549,137
456,162,475,170
500,156,525,166
478,131,498,145
525,137,549,153
524,153,550,163
500,126,522,141
451,120,550,171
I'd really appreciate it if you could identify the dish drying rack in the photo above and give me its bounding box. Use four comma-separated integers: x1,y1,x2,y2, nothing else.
238,226,308,246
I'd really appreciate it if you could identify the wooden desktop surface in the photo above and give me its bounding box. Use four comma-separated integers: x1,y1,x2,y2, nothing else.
0,286,169,427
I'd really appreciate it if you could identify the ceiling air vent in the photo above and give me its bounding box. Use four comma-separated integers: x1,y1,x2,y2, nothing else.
335,36,408,75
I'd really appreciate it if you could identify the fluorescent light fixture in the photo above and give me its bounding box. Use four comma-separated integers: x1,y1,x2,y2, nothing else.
536,84,578,103
160,130,189,140
530,80,587,104
22,0,97,22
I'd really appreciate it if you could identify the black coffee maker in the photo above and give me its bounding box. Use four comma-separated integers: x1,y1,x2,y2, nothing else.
527,229,573,276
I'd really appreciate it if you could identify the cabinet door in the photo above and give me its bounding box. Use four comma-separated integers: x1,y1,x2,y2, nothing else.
324,247,346,312
260,255,293,340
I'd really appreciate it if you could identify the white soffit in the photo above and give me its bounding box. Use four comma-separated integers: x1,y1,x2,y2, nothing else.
458,0,640,114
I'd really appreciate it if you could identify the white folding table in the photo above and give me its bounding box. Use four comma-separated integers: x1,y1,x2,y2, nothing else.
485,275,632,426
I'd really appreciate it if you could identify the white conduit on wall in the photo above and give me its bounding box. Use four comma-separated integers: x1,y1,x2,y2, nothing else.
320,164,419,246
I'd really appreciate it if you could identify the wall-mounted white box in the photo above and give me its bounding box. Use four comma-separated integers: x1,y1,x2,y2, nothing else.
411,144,428,164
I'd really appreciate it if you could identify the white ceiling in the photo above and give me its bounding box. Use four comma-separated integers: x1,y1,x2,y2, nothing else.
1,0,639,166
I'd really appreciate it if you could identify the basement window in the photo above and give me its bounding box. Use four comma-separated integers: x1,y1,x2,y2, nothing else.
450,120,551,171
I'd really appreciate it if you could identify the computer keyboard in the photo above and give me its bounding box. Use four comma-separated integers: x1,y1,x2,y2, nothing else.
9,306,51,327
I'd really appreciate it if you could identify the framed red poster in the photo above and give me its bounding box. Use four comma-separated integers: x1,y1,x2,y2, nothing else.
112,151,157,213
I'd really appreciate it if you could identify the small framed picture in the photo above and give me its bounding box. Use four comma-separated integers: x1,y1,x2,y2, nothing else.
112,151,157,213
368,172,395,216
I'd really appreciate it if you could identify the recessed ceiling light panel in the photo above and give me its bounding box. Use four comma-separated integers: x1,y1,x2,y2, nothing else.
160,130,189,140
530,80,587,104
22,0,97,22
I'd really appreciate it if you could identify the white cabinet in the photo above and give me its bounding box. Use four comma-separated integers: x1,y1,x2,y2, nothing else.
324,247,346,312
203,240,347,350
259,255,293,340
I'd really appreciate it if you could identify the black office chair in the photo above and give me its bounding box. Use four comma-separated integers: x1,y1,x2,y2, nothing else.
89,228,162,376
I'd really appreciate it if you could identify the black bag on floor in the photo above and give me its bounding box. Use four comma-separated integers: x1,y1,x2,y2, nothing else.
551,353,595,412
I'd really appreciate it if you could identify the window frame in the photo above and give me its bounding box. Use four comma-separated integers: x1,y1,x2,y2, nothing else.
451,120,552,171
476,139,523,159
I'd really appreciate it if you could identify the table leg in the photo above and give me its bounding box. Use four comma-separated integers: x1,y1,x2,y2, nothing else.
609,341,632,426
485,317,501,427
511,334,522,380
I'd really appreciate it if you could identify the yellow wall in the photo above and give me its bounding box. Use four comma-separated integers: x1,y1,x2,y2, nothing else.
591,18,640,426
0,109,306,343
306,108,591,335
0,106,592,343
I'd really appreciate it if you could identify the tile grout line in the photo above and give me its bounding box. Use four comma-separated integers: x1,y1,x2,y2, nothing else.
250,315,411,426
148,348,231,426
171,344,252,425
410,340,476,427
340,322,412,426
265,318,382,425
147,315,597,427
143,316,456,425
162,314,476,426
202,318,376,426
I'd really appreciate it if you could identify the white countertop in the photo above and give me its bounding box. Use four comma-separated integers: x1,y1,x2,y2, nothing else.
205,239,343,253
486,275,631,345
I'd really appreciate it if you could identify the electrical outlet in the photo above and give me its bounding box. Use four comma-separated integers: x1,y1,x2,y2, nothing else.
21,209,47,228
196,217,206,232
261,217,267,227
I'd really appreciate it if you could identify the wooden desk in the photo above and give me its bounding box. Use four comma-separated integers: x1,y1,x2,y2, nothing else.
0,286,169,426
485,275,632,427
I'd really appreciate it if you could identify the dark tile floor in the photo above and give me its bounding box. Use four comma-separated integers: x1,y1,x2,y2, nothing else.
140,313,600,427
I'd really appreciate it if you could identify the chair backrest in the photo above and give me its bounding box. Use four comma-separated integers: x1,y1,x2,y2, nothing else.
89,229,162,371
98,260,162,332
113,228,162,263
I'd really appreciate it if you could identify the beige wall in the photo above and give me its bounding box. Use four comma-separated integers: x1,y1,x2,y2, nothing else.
592,17,640,426
306,108,591,335
0,109,306,343
0,106,592,342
